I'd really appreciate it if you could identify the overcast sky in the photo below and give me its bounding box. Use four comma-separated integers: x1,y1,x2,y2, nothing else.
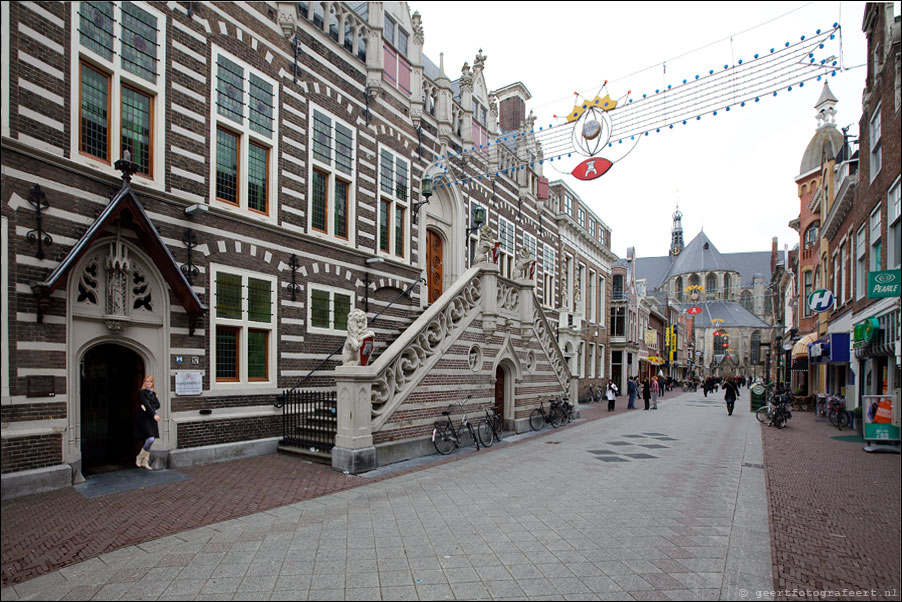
409,1,896,259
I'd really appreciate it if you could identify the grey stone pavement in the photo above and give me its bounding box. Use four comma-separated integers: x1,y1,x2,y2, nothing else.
1,392,772,601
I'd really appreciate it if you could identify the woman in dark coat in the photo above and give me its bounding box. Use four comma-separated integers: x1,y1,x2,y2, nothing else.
642,378,651,410
135,375,161,470
723,377,738,416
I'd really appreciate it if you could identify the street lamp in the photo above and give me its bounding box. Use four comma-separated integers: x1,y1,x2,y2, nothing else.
466,204,486,237
411,173,433,221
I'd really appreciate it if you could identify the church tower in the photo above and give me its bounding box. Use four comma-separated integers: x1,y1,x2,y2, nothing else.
670,204,684,258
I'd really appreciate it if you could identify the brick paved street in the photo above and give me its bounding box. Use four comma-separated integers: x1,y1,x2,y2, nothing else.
761,407,901,601
1,389,899,601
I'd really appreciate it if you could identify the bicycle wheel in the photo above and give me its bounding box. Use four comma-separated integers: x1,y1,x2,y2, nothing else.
550,406,564,428
467,423,480,450
493,415,503,440
773,412,787,429
433,424,456,455
477,419,494,448
756,406,770,424
837,411,849,431
529,409,544,431
828,411,838,426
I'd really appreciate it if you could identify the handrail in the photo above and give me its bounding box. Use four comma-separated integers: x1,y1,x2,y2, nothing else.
276,276,426,401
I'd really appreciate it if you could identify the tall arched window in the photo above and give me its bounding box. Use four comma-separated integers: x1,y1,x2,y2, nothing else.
723,274,731,300
713,330,729,356
706,273,717,300
689,273,700,287
741,291,753,312
675,277,684,301
750,331,761,364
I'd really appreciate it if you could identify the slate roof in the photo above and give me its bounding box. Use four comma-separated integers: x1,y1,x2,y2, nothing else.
684,301,770,329
666,231,734,278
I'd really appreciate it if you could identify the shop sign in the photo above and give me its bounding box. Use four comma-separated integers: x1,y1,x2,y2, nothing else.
867,269,901,299
853,317,879,347
644,329,657,345
862,395,900,442
806,288,835,313
175,372,203,396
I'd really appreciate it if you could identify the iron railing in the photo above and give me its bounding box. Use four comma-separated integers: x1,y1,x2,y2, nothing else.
279,389,336,452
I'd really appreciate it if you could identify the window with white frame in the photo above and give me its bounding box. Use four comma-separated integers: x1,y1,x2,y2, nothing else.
598,274,605,324
309,105,355,243
588,269,596,323
308,285,353,335
589,219,596,239
598,344,605,379
212,266,276,386
542,244,555,308
71,2,165,185
856,225,867,299
578,207,586,228
577,262,587,316
564,194,572,216
378,147,409,259
498,216,515,278
523,232,537,280
889,178,901,269
870,205,882,272
869,104,881,182
841,242,849,304
382,15,411,95
212,49,278,219
803,270,813,316
832,252,840,307
588,343,596,378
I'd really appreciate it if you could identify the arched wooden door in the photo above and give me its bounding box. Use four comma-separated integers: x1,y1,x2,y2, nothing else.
494,365,505,418
426,230,443,303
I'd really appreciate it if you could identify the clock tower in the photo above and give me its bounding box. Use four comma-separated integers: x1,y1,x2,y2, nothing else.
670,204,684,257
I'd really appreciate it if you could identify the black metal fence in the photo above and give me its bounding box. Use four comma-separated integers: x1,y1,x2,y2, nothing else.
279,389,336,452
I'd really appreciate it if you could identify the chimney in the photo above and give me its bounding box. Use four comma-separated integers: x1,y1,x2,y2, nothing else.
492,82,531,132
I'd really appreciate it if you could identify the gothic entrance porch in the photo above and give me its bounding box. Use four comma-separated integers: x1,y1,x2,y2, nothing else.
80,344,145,475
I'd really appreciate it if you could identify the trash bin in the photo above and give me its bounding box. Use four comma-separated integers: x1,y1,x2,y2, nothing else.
750,383,766,412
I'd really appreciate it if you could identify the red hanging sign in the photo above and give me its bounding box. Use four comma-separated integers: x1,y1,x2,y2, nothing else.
571,157,613,181
686,306,702,315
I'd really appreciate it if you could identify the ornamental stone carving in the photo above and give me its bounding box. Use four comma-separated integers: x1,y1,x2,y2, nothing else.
342,309,375,366
371,276,482,417
533,304,570,389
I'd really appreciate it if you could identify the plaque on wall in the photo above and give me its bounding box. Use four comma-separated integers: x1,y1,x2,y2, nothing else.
27,375,56,397
175,372,203,396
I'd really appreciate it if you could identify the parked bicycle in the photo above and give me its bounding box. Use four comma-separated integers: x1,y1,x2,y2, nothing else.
826,395,850,430
551,396,574,425
477,406,503,448
433,396,481,455
529,399,562,431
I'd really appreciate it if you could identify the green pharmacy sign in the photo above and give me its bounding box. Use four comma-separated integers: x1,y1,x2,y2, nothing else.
867,269,901,299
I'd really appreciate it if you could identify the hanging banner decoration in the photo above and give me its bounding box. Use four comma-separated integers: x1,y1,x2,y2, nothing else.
428,26,842,192
571,157,613,181
686,306,702,315
807,288,835,313
686,284,704,301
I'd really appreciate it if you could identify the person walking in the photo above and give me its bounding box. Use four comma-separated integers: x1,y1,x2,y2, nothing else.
627,377,637,409
642,378,651,410
723,377,739,416
135,375,162,470
651,376,659,409
606,380,618,411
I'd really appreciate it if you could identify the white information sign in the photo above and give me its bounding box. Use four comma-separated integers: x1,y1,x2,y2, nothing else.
175,372,203,396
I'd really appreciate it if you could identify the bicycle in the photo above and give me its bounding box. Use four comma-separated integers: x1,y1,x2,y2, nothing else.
477,406,503,448
551,396,574,425
529,399,562,431
826,395,849,430
769,395,792,429
433,396,481,455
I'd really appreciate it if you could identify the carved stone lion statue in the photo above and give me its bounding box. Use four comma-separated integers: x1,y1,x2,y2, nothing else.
341,309,375,366
515,246,534,280
476,224,496,264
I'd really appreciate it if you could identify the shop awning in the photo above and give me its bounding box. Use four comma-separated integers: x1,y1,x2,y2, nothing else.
792,333,817,359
